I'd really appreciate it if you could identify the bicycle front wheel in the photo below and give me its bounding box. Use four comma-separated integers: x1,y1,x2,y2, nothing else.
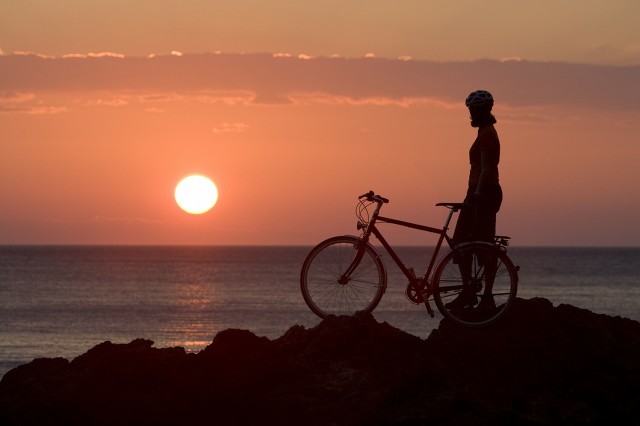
300,236,386,319
432,243,518,327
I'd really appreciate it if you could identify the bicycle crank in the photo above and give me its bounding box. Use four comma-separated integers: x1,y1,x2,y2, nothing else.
405,278,428,304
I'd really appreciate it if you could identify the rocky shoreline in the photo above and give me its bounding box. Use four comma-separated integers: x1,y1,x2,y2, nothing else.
1,298,639,425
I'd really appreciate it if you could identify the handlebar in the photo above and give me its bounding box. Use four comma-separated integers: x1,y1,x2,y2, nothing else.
359,190,389,204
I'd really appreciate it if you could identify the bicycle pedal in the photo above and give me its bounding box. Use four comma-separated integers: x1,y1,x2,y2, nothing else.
424,299,435,318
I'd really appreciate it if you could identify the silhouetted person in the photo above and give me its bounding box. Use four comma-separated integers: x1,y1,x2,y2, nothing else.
447,90,502,311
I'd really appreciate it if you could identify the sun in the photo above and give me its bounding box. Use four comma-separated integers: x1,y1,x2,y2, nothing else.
175,175,219,214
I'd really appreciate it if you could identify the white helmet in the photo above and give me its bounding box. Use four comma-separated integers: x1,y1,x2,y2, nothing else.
465,90,494,108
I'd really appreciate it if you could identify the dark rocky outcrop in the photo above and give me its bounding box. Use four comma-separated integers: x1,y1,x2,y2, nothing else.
1,298,639,425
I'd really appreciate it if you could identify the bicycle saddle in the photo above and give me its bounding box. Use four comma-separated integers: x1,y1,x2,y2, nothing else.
435,202,466,210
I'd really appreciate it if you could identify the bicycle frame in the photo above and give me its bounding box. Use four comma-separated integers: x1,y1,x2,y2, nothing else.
369,213,456,284
341,199,461,316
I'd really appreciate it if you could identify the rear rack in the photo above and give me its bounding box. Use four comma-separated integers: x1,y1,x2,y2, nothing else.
495,236,511,247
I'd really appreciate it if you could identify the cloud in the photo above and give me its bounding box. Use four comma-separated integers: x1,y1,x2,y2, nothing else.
0,105,67,114
500,56,523,63
0,91,67,114
138,93,184,103
0,53,638,109
289,93,457,109
144,107,166,113
190,91,254,105
25,105,68,114
13,51,54,59
500,110,555,124
136,90,253,106
80,97,128,107
63,52,125,59
274,53,317,60
212,122,249,134
0,91,35,103
89,52,125,59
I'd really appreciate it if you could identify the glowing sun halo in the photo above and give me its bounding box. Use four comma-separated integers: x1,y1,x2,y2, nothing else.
175,175,219,214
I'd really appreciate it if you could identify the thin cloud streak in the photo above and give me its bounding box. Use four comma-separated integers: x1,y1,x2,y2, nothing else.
212,122,249,134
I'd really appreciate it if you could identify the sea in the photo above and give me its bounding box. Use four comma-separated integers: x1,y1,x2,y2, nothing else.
1,245,639,378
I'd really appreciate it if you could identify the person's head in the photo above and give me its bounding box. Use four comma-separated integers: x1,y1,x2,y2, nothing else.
465,90,496,127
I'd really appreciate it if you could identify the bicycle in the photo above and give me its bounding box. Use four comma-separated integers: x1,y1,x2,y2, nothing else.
300,191,519,327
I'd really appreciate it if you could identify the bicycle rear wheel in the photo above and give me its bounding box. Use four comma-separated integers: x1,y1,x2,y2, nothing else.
432,243,518,327
300,236,386,319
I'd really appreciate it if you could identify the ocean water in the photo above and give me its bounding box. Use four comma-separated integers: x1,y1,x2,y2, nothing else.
1,245,639,378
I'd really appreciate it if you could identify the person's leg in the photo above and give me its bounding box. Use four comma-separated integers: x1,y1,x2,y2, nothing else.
452,198,474,247
477,185,502,309
447,194,478,309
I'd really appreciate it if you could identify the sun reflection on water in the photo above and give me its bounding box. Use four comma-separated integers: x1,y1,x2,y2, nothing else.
158,278,221,351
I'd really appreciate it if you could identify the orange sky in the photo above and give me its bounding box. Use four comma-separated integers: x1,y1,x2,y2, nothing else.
1,1,639,246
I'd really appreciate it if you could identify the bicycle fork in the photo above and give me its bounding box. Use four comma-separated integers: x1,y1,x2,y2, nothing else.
338,240,368,285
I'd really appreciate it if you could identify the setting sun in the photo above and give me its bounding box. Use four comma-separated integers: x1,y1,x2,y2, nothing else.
175,175,219,215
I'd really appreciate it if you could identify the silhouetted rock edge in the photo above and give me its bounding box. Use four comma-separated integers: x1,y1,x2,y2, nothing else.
1,298,639,425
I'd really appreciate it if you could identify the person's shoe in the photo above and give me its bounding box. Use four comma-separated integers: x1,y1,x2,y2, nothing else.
477,295,496,312
445,289,478,310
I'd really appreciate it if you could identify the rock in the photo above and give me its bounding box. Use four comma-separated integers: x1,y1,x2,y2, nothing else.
1,298,639,425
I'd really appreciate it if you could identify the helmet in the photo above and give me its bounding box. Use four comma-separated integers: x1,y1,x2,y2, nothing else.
465,90,494,108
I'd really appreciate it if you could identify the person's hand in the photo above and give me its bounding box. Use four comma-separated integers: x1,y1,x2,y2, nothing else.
462,194,473,207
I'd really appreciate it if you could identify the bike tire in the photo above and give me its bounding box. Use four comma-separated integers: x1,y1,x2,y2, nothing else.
300,236,386,319
432,242,518,327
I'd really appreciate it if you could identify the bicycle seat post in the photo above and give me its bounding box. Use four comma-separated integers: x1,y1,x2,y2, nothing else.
441,206,458,232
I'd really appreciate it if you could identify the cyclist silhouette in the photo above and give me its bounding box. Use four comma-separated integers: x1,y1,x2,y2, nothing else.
447,90,503,311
